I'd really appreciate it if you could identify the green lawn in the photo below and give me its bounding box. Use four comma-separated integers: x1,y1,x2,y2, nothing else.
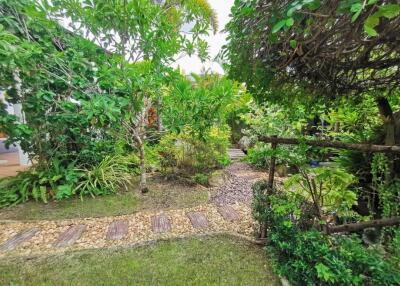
0,176,209,221
0,235,280,286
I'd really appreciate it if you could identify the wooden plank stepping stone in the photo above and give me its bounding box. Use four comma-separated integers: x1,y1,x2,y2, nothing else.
54,225,86,247
187,212,209,228
151,215,171,233
106,220,128,240
218,205,240,222
0,228,40,252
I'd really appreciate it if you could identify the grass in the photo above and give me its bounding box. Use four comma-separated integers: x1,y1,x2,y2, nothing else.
0,176,209,221
0,235,280,286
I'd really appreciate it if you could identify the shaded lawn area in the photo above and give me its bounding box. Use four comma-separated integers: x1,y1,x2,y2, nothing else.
0,175,209,221
0,235,280,286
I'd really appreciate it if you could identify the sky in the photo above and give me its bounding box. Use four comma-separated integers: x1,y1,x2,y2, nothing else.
58,1,234,75
172,1,234,75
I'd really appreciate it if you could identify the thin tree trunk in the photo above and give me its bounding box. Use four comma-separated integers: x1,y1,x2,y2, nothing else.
156,96,163,132
376,97,396,145
138,137,148,193
376,97,400,181
134,95,151,193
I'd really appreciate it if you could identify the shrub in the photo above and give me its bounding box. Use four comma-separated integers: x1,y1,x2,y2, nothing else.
0,154,137,207
252,183,400,286
74,154,137,198
389,228,400,269
246,142,308,170
0,159,81,207
158,126,230,175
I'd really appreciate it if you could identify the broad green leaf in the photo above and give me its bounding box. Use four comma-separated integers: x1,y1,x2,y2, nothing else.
350,3,362,13
364,15,379,36
379,4,400,19
364,26,377,36
289,39,297,49
286,18,294,27
272,19,287,33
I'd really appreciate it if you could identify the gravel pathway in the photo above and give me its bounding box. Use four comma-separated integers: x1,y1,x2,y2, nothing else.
210,162,267,205
0,203,254,258
0,149,267,258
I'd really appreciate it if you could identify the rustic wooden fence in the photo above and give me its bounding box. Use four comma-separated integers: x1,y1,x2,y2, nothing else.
260,136,400,234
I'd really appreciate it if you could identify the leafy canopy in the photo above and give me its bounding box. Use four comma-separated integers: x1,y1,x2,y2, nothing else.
224,0,400,97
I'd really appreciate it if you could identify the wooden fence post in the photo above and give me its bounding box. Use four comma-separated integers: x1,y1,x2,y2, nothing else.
267,135,278,192
260,136,278,240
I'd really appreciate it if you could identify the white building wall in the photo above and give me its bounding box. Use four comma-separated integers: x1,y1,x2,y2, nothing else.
0,91,31,166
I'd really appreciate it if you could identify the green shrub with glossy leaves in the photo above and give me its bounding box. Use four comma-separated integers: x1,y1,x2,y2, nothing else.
252,183,400,286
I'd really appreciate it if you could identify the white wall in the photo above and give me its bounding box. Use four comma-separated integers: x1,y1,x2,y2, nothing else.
0,91,31,165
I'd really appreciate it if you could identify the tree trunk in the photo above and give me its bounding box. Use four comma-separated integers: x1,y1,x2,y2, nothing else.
156,96,163,132
138,138,148,193
376,97,397,145
376,96,400,179
134,95,151,193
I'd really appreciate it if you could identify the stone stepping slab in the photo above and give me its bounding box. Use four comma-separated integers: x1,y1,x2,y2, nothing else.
151,215,171,233
106,220,129,240
0,228,40,252
187,212,209,228
54,225,86,247
218,205,240,222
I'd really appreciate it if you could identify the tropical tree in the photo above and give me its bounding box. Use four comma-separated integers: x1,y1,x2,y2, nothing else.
38,0,218,192
162,73,249,138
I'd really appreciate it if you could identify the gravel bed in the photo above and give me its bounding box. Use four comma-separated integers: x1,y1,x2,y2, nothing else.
210,162,267,205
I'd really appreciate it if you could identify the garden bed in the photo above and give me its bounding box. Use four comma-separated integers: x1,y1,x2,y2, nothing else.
0,175,209,221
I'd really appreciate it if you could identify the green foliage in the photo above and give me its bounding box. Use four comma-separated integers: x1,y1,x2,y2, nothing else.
192,173,210,186
0,160,80,207
269,227,400,286
363,4,400,36
370,154,400,217
252,180,273,225
240,99,310,136
0,0,220,204
158,127,230,175
163,74,249,138
252,183,400,286
0,155,137,207
389,228,400,269
246,144,272,169
246,142,308,170
224,0,400,97
285,167,358,219
75,155,137,198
